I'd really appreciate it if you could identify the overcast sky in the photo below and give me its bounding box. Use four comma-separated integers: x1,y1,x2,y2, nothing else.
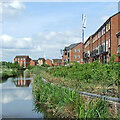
0,1,118,62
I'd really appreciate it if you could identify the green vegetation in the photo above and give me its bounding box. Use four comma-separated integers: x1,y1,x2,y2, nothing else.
0,69,17,79
41,63,50,67
32,73,120,119
0,61,25,79
32,60,120,118
39,61,120,97
33,75,111,118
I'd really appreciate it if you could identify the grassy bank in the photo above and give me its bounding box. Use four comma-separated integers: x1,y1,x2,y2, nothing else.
39,61,120,97
0,69,18,79
33,74,113,119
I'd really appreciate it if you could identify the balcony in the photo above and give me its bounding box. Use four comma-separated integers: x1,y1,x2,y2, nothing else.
85,53,88,58
99,45,106,54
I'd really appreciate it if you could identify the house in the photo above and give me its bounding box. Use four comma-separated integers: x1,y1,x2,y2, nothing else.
52,59,62,66
30,60,38,66
84,12,120,63
62,42,83,64
38,58,45,66
45,59,52,66
14,56,31,68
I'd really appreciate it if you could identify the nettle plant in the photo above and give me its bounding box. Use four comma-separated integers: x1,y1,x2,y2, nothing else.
48,55,119,86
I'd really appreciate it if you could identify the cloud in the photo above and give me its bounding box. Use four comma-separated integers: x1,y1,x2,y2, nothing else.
0,1,26,22
1,29,82,61
0,34,32,49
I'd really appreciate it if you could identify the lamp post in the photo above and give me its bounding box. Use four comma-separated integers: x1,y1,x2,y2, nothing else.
82,14,86,64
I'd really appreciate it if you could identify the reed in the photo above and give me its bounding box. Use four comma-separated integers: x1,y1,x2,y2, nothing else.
32,74,111,119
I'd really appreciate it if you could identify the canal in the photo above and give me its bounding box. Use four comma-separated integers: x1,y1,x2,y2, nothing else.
0,71,45,119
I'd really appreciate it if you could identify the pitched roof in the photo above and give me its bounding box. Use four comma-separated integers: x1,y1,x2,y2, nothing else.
15,56,29,58
33,60,38,64
38,58,45,60
45,59,52,61
64,42,82,51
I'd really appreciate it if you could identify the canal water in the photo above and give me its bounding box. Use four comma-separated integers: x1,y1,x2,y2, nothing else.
0,72,45,119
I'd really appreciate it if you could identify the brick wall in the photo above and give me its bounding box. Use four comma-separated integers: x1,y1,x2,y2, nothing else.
45,59,52,66
30,60,36,66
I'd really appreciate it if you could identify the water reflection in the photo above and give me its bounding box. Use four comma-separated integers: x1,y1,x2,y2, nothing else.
1,71,43,118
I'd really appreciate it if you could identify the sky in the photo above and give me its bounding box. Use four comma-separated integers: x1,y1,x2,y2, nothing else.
0,1,119,62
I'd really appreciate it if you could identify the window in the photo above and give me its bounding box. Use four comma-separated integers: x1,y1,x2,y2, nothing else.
88,50,90,56
21,58,22,60
18,58,19,60
74,49,76,52
78,49,80,52
103,27,105,34
102,28,103,35
16,58,17,60
78,55,80,58
24,58,25,60
98,31,100,38
109,21,110,30
65,50,67,55
106,23,109,32
21,61,22,64
74,55,76,59
108,38,111,48
118,36,120,45
103,55,105,63
106,55,108,62
106,39,108,52
102,41,105,52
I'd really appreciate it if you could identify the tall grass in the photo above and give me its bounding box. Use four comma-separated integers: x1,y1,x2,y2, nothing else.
32,74,110,119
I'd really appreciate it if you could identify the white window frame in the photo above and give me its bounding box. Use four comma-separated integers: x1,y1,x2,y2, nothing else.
118,36,120,45
74,55,76,59
74,49,76,52
106,39,108,52
109,21,110,30
108,38,111,48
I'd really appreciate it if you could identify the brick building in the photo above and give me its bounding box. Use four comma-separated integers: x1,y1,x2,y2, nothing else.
45,59,52,66
14,56,31,68
52,59,62,66
38,58,45,66
30,60,38,66
116,32,120,62
84,12,120,63
62,42,83,64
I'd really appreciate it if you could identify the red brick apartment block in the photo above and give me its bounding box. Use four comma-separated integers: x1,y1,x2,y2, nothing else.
38,58,45,66
45,59,52,66
62,42,83,64
84,12,120,63
14,56,31,68
52,59,62,66
30,60,38,66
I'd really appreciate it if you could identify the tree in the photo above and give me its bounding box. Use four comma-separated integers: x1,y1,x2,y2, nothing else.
20,62,24,70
